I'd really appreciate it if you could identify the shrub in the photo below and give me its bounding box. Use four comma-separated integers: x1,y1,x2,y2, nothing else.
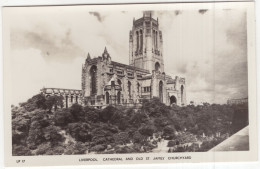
70,104,83,121
67,123,91,142
139,125,156,136
90,145,106,152
54,109,74,126
42,125,64,146
167,140,175,147
133,131,145,144
163,125,176,139
12,145,32,156
35,143,52,155
113,132,129,145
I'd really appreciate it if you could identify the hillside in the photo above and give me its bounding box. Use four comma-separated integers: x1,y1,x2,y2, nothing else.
12,94,248,155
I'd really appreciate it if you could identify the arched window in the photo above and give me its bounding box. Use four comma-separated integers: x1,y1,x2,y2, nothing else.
71,96,73,103
117,91,121,104
128,81,131,99
140,30,143,51
137,82,140,93
90,65,97,95
170,96,177,104
153,30,156,49
106,92,110,104
159,81,163,102
65,96,68,108
156,31,158,49
136,31,139,52
155,62,160,71
181,85,184,103
117,79,122,87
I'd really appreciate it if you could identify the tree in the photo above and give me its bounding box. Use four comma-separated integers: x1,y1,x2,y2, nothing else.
91,123,118,145
99,106,117,123
113,132,129,145
67,123,91,142
129,111,149,127
54,108,74,126
70,104,83,121
19,94,47,112
132,131,145,144
231,103,248,134
26,110,50,149
139,124,156,136
45,95,64,112
84,109,100,123
163,125,176,139
42,125,64,146
12,145,32,156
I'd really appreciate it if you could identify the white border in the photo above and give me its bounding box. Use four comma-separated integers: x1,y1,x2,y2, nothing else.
1,0,259,169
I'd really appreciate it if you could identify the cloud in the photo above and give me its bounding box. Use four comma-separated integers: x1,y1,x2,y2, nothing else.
198,9,208,14
174,10,182,16
11,27,84,63
89,12,105,22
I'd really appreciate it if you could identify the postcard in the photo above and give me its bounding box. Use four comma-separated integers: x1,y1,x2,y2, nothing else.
2,1,257,167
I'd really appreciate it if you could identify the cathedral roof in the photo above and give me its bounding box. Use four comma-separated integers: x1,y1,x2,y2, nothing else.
167,78,176,84
111,61,150,74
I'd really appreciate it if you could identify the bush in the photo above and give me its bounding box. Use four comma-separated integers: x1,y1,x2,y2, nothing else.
99,106,118,122
163,126,176,138
35,143,52,155
54,108,74,126
115,146,135,154
113,132,129,145
70,104,83,121
12,145,32,156
42,125,64,146
139,124,156,136
67,123,91,142
167,140,175,147
85,110,100,123
90,145,106,152
132,131,145,144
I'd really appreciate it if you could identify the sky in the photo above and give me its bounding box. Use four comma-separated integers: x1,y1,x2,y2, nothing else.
7,5,248,105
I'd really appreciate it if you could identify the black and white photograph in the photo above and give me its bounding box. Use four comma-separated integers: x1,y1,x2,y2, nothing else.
2,1,257,166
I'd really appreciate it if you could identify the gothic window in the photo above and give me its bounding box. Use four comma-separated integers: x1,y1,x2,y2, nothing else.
181,85,184,103
170,96,177,104
156,31,158,49
137,82,140,93
117,79,122,89
136,31,139,52
153,30,155,48
159,81,163,102
117,91,121,104
106,92,110,104
76,96,78,103
90,65,97,95
65,96,68,108
128,81,131,98
155,62,160,71
71,96,73,103
140,30,143,51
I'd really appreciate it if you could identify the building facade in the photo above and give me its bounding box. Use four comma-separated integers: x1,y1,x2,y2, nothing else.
227,98,248,105
42,11,186,108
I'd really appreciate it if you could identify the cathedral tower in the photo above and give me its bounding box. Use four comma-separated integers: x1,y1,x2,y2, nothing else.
129,11,164,73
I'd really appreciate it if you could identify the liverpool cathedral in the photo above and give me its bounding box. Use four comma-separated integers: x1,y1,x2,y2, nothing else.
41,12,186,108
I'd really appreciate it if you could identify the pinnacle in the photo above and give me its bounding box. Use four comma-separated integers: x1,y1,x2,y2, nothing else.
104,46,108,53
87,53,91,59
